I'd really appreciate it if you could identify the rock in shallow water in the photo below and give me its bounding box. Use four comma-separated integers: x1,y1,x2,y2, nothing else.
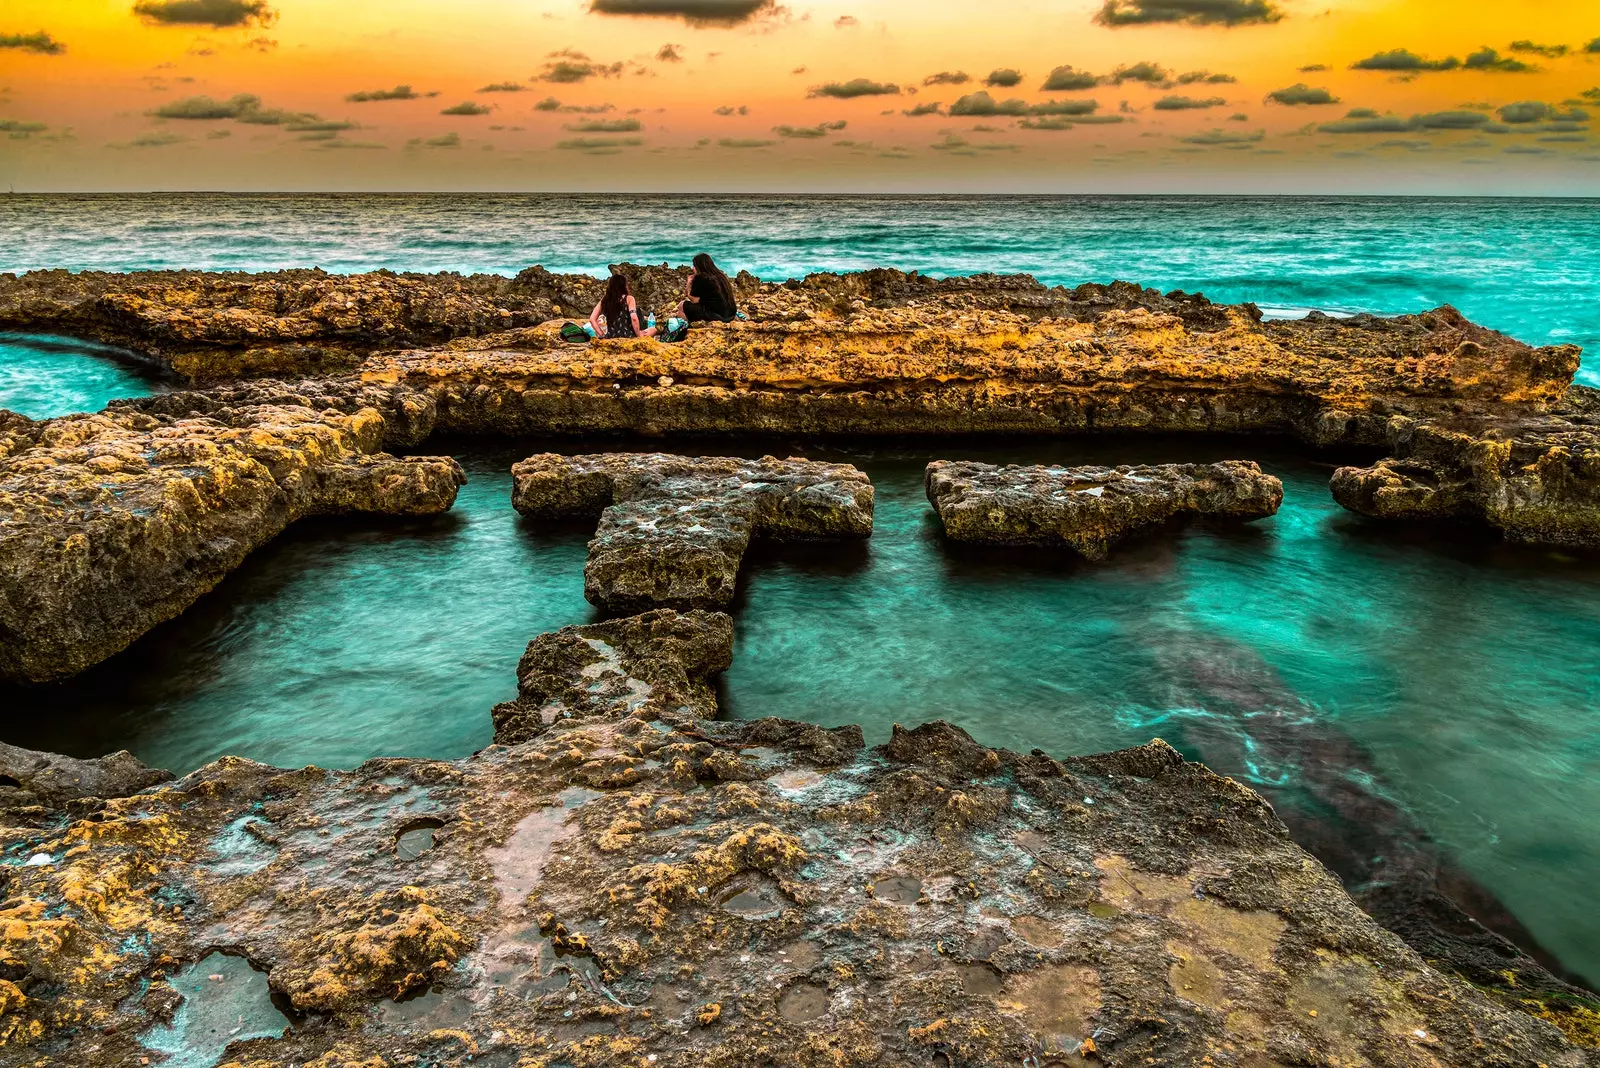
926,459,1284,560
0,401,465,683
511,452,874,612
0,610,1594,1064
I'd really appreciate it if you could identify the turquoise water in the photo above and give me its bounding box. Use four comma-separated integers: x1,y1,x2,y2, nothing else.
2,194,1597,385
0,333,167,419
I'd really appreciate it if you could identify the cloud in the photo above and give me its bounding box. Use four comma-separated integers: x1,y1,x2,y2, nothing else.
984,69,1023,88
347,85,430,102
923,71,970,86
1041,66,1098,91
566,117,642,131
151,93,281,120
1588,38,1600,54
1,119,49,138
1411,110,1493,129
441,101,493,116
407,132,461,149
1266,83,1338,106
1032,99,1101,116
132,0,276,28
774,120,846,137
316,139,387,150
1107,62,1168,84
587,0,778,26
1176,70,1235,84
1317,107,1509,133
656,43,684,61
1375,139,1430,150
808,78,900,98
1463,47,1534,73
1228,112,1248,121
1094,0,1283,27
902,101,943,117
1180,128,1264,144
1154,95,1225,110
1351,49,1459,72
1508,40,1567,58
1299,63,1328,72
478,82,527,93
950,91,1028,116
538,98,615,113
713,104,748,115
556,135,643,151
0,31,65,54
538,53,624,82
717,137,775,148
1496,101,1589,124
930,133,1018,154
834,15,857,27
1503,144,1551,155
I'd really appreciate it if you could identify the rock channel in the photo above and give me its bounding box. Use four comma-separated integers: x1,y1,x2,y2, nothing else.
2,610,1596,1065
511,453,874,613
926,459,1283,560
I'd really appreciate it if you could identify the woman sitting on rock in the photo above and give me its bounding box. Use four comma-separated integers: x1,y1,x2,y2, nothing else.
589,272,656,339
678,252,738,324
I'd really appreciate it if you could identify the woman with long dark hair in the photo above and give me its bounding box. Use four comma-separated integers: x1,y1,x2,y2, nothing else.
588,272,656,339
679,252,738,324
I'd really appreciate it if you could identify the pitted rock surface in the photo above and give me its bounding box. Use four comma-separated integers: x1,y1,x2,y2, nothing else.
926,459,1284,560
491,609,734,747
511,453,874,612
0,610,1595,1065
0,401,465,683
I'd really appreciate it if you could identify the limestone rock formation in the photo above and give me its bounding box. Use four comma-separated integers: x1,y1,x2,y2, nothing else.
0,742,171,816
0,611,1595,1065
491,608,734,746
926,459,1284,559
0,401,465,683
511,452,874,612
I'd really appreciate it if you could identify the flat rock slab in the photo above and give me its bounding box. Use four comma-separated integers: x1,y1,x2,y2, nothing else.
926,459,1284,560
1,609,1594,1064
0,403,465,683
511,452,873,612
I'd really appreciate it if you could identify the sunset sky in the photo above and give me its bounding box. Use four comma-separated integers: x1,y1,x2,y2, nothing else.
3,0,1599,192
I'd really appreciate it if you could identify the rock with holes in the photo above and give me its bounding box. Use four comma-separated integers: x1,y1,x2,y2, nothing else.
511,452,874,612
925,459,1283,560
0,402,465,682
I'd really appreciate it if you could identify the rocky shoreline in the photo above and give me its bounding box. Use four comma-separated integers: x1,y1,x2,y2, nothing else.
3,265,1599,1061
2,610,1597,1065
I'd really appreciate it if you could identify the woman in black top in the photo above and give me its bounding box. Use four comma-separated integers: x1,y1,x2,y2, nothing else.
589,272,656,339
679,252,738,323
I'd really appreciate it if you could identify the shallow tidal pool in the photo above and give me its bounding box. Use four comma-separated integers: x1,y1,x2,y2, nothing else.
3,343,1599,988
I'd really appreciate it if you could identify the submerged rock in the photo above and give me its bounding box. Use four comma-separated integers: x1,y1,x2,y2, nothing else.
0,611,1595,1064
926,459,1283,560
0,402,465,683
511,452,874,612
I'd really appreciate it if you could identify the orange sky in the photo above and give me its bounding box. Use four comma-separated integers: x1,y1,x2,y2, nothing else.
3,0,1599,191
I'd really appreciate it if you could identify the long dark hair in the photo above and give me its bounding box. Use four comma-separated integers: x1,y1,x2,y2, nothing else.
600,272,631,323
693,252,734,308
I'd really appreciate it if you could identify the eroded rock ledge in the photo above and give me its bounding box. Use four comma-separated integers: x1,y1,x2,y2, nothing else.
1,610,1595,1065
926,459,1283,560
0,401,464,683
511,453,874,612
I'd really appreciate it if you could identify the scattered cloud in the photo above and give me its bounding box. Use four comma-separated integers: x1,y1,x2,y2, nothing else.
950,91,1028,116
1503,144,1552,155
1041,66,1098,91
1508,40,1567,58
151,93,291,121
566,117,642,131
1411,110,1494,129
1032,99,1102,116
656,43,683,62
1316,107,1522,133
556,135,643,151
1153,95,1226,110
1107,62,1168,85
587,0,778,26
478,82,527,93
834,15,857,27
1588,37,1600,54
930,133,1018,154
984,69,1023,88
1180,128,1265,145
1497,101,1588,124
717,137,775,148
1298,63,1328,73
316,139,387,150
0,31,65,54
1351,49,1459,72
774,119,846,137
808,78,900,98
408,132,461,149
131,0,277,28
347,85,432,103
923,71,970,86
713,104,749,115
128,131,189,147
1094,0,1283,27
1176,71,1235,84
1,119,49,138
1463,47,1534,73
538,52,624,83
1317,108,1412,133
1228,112,1249,121
902,101,943,117
441,101,493,115
1267,83,1338,106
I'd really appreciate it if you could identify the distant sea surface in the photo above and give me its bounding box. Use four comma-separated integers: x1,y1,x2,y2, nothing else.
2,193,1596,385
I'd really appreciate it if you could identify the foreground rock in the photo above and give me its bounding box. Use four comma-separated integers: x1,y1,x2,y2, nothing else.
2,612,1595,1065
512,453,874,612
926,459,1283,560
0,402,464,683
